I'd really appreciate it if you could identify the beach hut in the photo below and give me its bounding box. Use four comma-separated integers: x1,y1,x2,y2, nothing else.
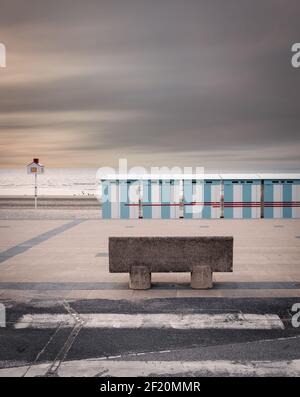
141,174,219,219
201,175,221,219
259,174,300,219
142,178,180,219
100,173,300,219
101,174,222,219
221,174,261,219
183,174,221,219
101,175,181,220
101,177,141,219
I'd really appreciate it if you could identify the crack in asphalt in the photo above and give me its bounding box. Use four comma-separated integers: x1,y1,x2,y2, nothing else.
14,298,82,377
21,322,64,377
44,301,84,377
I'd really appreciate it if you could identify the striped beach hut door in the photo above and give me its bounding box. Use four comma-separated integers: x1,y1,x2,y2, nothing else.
183,180,193,219
101,180,121,219
127,180,140,219
161,180,171,219
264,180,300,219
142,180,162,219
243,181,261,219
192,180,204,219
142,180,151,219
204,181,221,219
292,181,300,218
110,180,120,219
224,181,234,219
151,180,161,219
119,180,129,219
170,180,181,219
224,180,260,219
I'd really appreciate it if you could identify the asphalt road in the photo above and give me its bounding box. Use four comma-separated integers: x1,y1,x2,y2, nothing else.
0,297,300,376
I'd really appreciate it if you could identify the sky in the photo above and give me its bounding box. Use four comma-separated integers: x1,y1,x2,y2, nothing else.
0,0,299,171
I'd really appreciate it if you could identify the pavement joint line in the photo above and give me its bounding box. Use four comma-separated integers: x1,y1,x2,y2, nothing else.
0,218,86,264
0,281,299,290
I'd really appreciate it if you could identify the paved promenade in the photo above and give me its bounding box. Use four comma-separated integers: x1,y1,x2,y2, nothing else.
0,210,299,300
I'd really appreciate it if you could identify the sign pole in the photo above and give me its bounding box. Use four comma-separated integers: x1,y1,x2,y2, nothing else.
27,158,44,209
34,172,37,209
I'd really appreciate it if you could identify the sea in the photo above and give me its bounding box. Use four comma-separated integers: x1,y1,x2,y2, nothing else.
0,168,99,196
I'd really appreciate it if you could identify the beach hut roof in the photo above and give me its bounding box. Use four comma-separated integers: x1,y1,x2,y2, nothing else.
258,173,300,180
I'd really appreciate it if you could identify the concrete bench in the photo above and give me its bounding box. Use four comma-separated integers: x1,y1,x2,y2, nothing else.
109,236,233,290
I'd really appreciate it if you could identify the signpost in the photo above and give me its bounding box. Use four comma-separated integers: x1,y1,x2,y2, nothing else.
27,158,44,209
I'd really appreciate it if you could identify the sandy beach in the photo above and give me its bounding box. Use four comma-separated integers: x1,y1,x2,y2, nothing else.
0,195,101,209
0,196,102,219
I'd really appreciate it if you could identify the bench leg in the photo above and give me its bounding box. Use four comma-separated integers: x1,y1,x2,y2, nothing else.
129,266,151,290
191,265,213,289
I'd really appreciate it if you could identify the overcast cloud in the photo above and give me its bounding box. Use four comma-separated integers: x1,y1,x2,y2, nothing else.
0,0,299,170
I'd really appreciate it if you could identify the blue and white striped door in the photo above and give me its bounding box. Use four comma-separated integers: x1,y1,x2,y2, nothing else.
274,182,284,218
264,180,299,219
264,181,284,218
110,181,120,219
161,180,171,219
242,181,261,219
210,181,221,219
263,181,273,219
192,180,204,219
250,182,261,218
142,180,152,219
223,181,233,219
292,181,300,218
170,180,180,219
119,180,129,219
282,183,292,219
151,180,161,219
224,181,260,219
183,180,193,219
127,180,140,219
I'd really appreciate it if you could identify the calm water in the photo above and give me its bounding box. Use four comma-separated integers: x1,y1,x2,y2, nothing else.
0,168,99,196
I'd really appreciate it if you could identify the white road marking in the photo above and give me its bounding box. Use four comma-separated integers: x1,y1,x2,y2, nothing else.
1,359,300,377
14,313,284,330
